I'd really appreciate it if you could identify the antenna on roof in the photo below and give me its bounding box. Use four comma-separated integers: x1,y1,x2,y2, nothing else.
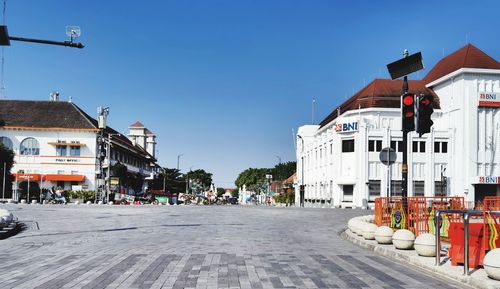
311,97,316,124
49,91,59,101
66,26,81,43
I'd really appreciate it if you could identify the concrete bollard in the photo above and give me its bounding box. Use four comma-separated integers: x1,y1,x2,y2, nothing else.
484,248,500,280
414,233,436,257
86,201,92,205
362,223,378,240
375,226,393,244
392,229,415,250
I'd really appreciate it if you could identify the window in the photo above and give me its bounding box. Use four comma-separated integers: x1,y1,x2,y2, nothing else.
414,181,424,196
20,137,40,155
56,145,67,156
391,181,402,196
368,140,382,152
412,141,425,153
70,146,80,156
0,136,13,150
391,140,403,152
435,180,447,196
434,142,448,153
368,180,381,201
342,139,355,152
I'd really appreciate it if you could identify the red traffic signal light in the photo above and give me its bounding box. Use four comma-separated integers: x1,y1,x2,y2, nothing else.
402,93,415,132
417,94,434,136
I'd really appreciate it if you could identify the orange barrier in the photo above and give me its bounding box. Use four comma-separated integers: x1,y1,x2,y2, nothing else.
374,196,465,236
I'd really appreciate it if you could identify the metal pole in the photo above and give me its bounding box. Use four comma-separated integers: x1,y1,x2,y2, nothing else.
2,162,5,200
401,50,409,212
9,36,84,48
435,210,441,266
106,134,111,203
177,154,183,170
163,168,166,192
464,212,470,275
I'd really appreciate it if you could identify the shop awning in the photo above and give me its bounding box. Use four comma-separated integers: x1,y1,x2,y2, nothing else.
44,174,85,182
13,173,41,181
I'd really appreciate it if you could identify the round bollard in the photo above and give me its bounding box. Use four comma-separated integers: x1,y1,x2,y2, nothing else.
20,199,27,204
74,201,80,205
352,221,364,236
86,201,92,205
98,201,103,205
393,229,415,250
484,248,500,280
362,223,378,240
375,226,393,244
31,200,38,204
414,233,436,257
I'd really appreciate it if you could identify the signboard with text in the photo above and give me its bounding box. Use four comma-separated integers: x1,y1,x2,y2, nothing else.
335,121,358,133
478,92,500,107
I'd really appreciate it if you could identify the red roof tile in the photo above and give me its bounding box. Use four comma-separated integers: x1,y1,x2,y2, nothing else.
319,79,438,128
423,44,500,84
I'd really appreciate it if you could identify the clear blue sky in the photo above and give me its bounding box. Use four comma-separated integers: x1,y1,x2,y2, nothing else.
4,0,500,187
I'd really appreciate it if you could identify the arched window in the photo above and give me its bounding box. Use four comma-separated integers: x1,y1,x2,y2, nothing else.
0,136,13,150
20,137,40,155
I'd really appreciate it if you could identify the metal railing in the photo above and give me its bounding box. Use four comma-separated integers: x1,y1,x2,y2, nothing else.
434,209,500,275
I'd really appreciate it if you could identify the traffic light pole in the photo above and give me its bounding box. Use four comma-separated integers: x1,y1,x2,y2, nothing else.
402,74,409,212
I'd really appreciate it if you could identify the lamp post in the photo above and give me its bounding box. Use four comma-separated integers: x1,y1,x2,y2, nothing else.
177,154,183,170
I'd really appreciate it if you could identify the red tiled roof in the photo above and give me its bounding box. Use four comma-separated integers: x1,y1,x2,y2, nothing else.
129,121,144,128
423,44,500,84
319,79,439,128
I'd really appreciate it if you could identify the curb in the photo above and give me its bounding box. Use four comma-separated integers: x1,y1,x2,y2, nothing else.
340,228,500,289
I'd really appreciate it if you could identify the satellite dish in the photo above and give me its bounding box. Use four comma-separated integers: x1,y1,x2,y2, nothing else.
65,26,81,42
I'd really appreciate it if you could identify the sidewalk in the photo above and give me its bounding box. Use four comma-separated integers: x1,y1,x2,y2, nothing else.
341,227,500,289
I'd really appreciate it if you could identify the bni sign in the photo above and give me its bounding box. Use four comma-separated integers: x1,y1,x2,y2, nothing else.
478,92,500,107
335,121,358,133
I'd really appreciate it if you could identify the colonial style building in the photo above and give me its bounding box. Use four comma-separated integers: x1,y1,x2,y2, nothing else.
295,44,500,208
0,99,158,201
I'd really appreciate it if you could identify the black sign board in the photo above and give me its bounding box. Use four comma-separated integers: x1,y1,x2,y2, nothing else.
387,52,423,80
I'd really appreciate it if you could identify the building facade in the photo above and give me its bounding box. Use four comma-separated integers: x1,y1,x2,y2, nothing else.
295,44,500,208
0,99,158,201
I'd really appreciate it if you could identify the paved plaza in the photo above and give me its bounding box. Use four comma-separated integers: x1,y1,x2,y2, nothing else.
0,204,468,289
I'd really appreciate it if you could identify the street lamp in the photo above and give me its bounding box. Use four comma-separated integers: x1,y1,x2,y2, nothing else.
177,154,183,170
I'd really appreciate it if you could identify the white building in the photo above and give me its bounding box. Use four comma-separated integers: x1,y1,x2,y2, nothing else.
295,44,500,208
0,99,158,201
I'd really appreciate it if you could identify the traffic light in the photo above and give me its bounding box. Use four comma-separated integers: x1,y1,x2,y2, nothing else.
416,94,434,136
401,93,415,132
98,143,106,163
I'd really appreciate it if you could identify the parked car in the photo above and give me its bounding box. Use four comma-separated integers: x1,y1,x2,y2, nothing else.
228,197,238,205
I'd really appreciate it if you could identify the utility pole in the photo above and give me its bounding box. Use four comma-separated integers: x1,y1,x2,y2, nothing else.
95,106,109,203
177,154,183,170
401,49,409,202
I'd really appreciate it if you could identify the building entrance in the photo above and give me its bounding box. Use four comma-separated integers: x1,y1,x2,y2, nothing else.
474,184,499,203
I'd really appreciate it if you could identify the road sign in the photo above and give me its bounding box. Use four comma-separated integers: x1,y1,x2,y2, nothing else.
379,147,397,166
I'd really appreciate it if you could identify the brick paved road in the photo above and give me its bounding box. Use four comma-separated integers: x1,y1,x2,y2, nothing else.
0,204,468,289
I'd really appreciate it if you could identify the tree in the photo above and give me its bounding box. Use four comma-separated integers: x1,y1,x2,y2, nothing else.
185,169,213,191
271,161,296,181
0,143,14,198
235,168,271,194
216,187,225,198
150,167,185,192
231,188,239,198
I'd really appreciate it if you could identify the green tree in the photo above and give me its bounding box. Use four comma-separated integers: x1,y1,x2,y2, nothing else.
0,143,15,198
216,187,225,197
235,168,271,194
271,161,296,181
185,169,213,191
150,167,185,192
231,188,239,198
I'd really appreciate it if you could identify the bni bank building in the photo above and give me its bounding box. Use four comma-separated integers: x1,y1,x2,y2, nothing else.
295,44,500,209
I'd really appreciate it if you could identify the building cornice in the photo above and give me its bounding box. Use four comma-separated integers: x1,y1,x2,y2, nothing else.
426,68,500,88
